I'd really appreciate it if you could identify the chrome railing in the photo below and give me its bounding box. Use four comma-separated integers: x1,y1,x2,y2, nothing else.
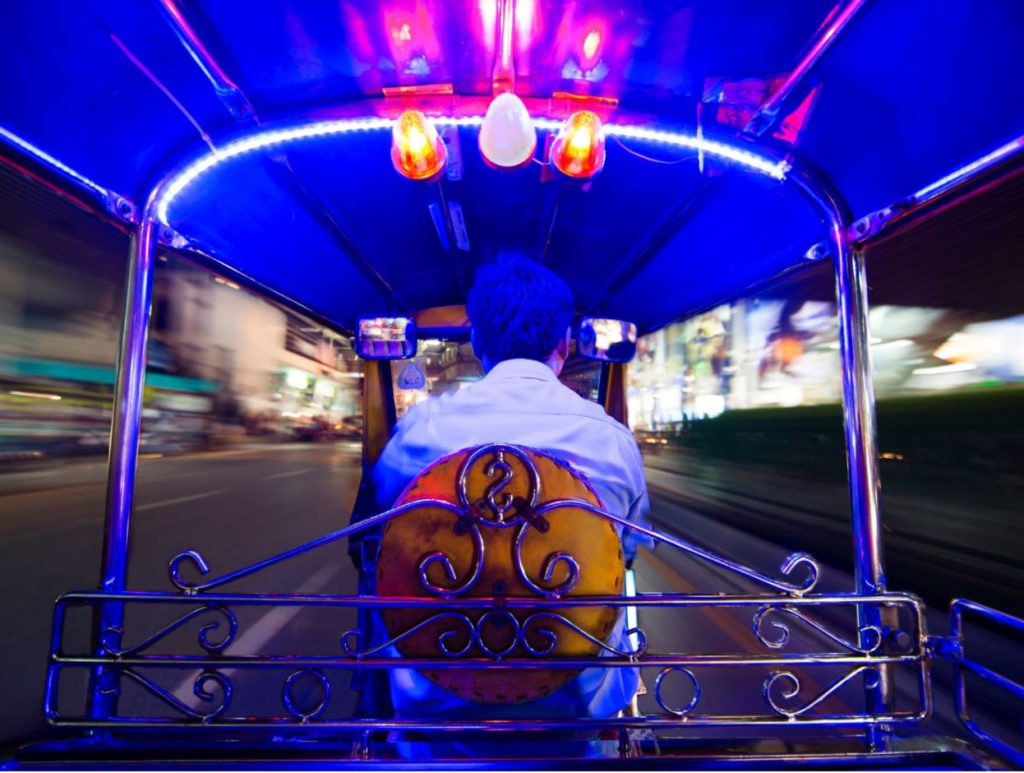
48,590,929,731
47,444,932,744
930,599,1024,768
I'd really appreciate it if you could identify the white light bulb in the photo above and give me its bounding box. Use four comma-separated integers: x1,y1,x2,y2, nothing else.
477,93,537,170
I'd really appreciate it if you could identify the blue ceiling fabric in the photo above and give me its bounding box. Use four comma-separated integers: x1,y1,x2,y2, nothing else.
1,0,1021,333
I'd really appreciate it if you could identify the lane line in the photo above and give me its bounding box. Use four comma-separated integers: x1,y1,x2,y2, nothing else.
134,489,229,512
639,548,755,650
266,468,313,481
171,562,344,705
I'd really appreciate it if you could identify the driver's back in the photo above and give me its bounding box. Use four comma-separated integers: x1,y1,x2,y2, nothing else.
373,357,650,560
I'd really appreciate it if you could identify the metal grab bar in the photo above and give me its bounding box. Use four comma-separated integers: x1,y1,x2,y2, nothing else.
930,599,1024,767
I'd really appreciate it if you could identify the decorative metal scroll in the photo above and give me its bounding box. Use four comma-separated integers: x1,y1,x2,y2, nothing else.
341,611,647,661
119,668,232,722
762,666,880,719
415,445,582,599
164,444,821,599
100,604,237,657
752,604,883,654
46,591,930,732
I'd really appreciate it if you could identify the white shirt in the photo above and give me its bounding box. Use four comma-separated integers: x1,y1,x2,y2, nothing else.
370,358,649,719
374,358,651,557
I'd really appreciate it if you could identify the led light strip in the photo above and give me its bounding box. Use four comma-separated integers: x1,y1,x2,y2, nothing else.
0,126,112,198
154,116,791,223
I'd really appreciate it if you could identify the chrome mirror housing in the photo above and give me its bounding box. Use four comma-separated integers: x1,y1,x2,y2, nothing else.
577,317,637,363
355,316,418,360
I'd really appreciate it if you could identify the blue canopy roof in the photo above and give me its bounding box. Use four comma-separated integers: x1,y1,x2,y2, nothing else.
2,0,1022,332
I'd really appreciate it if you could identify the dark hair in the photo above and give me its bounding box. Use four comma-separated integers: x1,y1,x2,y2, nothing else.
466,254,575,364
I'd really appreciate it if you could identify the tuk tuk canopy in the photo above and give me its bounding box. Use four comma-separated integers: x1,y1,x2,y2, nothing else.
2,0,1021,332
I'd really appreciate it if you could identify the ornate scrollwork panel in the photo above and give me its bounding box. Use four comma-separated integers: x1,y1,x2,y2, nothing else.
121,668,232,722
102,604,237,657
282,669,331,722
654,667,702,717
763,666,880,718
753,605,883,654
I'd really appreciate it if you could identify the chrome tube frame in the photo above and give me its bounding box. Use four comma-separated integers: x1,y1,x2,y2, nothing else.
155,0,257,123
48,589,930,731
0,127,137,223
745,0,870,136
785,165,889,749
81,119,891,738
938,599,1024,767
90,215,158,718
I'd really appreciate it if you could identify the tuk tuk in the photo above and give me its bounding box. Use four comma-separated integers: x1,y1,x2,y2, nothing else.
1,0,1022,767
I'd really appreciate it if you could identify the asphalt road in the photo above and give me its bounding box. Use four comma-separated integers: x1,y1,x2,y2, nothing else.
0,444,1014,755
0,443,361,742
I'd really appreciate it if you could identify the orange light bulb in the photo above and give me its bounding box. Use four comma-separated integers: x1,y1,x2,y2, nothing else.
391,110,446,181
550,110,606,179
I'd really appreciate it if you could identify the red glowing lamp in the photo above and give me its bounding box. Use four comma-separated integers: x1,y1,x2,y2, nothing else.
391,110,446,181
550,110,606,179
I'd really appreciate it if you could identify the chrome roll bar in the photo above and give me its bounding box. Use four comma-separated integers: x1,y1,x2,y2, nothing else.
74,111,1023,756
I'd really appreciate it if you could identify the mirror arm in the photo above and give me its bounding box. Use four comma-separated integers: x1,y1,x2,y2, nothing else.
362,360,397,465
599,361,629,426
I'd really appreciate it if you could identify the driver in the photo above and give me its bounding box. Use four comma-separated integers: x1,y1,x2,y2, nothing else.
373,252,651,718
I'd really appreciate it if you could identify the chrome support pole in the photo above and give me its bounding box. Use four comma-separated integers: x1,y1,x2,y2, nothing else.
90,215,157,718
155,0,257,123
834,245,885,597
789,166,888,749
745,0,869,136
491,0,516,93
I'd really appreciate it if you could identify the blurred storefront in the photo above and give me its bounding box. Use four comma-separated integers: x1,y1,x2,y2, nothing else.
629,298,1024,431
154,259,363,441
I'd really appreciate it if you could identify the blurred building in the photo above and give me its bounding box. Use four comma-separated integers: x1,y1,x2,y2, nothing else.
152,257,361,432
629,294,1024,430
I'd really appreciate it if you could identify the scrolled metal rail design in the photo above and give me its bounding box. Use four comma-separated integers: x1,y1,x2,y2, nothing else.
282,669,331,722
166,445,820,598
456,445,542,526
341,608,642,661
763,666,879,719
654,667,702,717
340,613,476,659
534,498,821,596
520,612,647,659
513,523,580,598
752,605,882,654
121,668,232,722
418,521,486,598
168,498,465,593
100,604,237,657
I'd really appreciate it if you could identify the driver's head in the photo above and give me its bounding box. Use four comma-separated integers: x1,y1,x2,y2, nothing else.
467,253,574,374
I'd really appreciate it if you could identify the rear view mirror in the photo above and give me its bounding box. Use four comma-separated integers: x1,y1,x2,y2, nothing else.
577,317,638,363
355,316,418,360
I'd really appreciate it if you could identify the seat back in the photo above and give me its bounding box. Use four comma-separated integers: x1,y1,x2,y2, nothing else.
377,443,625,704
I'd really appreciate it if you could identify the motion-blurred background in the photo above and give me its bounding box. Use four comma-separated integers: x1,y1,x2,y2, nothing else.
1,160,1022,743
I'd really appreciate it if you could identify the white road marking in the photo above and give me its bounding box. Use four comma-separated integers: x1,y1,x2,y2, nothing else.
171,562,343,706
134,489,229,512
266,468,313,480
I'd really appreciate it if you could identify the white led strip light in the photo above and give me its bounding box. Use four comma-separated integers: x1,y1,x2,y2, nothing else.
153,116,791,223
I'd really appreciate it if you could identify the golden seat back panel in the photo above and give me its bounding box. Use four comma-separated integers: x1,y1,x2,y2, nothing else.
378,445,624,704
